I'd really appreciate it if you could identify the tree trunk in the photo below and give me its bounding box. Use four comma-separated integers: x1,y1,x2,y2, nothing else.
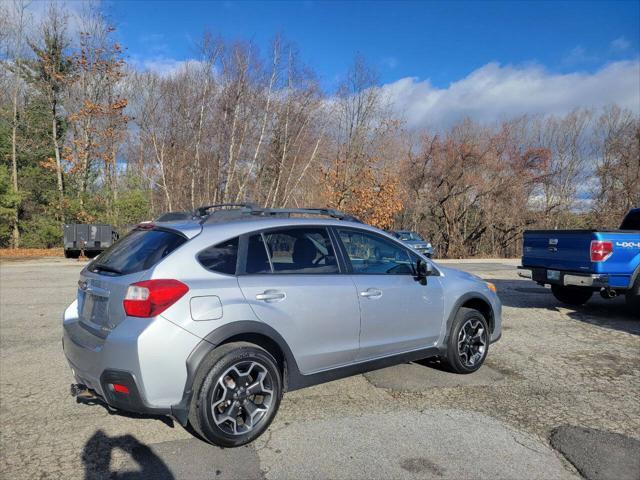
11,85,20,248
51,101,65,222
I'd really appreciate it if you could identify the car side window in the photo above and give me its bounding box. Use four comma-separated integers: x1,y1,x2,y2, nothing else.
337,229,414,275
197,237,239,275
245,227,339,274
245,234,272,274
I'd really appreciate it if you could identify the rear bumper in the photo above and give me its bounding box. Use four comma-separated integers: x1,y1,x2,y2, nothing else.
62,299,201,420
70,370,171,417
518,266,609,288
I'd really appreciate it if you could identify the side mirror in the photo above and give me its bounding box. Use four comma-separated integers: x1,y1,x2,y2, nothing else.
415,259,432,281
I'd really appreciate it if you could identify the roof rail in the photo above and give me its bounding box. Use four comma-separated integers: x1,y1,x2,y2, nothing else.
251,207,362,223
194,203,259,218
193,203,362,224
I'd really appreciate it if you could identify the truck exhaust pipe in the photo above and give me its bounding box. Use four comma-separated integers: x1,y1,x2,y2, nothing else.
600,288,617,299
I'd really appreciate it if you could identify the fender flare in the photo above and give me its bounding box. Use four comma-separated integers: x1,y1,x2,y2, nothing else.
628,263,640,290
441,292,495,353
170,321,301,425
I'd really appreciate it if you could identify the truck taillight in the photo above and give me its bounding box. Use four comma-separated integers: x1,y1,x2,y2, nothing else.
590,240,613,262
123,279,188,317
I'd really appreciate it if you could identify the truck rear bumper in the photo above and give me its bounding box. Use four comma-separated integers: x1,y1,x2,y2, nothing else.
518,266,609,288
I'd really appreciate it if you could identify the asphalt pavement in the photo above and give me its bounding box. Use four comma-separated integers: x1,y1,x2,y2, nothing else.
1,257,638,479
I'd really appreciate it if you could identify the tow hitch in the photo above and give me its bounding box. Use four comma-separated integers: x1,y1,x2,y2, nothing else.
70,383,99,402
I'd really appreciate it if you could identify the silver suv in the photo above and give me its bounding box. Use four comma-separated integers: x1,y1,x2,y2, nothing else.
63,205,502,447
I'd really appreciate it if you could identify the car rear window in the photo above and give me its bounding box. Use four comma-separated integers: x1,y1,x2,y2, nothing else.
620,210,640,230
88,228,187,276
197,237,239,275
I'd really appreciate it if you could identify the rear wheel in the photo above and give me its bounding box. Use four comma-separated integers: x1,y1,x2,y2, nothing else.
442,308,489,374
189,342,282,447
551,285,592,306
64,249,80,259
625,276,640,317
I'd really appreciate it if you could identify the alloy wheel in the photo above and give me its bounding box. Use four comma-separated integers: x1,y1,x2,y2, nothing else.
211,360,274,435
457,318,487,368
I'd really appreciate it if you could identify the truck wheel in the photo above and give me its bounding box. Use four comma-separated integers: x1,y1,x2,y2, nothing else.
64,250,80,259
188,342,282,447
442,307,489,374
625,277,640,317
551,285,592,306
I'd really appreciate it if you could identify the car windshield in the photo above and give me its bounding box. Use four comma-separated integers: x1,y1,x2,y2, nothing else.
397,231,424,242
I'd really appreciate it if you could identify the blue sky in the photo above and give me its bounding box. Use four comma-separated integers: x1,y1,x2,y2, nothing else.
108,0,639,89
88,0,640,128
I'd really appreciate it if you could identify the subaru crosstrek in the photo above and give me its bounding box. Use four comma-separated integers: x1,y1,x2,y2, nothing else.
63,205,502,447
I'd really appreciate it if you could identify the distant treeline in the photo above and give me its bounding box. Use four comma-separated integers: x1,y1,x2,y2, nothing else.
1,2,638,257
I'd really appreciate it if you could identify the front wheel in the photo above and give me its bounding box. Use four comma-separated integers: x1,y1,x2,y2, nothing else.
189,342,282,447
551,285,592,306
442,308,489,374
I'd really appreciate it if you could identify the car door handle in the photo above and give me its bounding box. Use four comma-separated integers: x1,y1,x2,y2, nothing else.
255,291,286,302
360,288,382,299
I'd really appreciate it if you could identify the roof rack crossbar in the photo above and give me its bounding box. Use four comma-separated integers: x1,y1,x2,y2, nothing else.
194,203,259,218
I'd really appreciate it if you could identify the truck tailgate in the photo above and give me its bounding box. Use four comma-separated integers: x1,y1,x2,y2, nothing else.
522,230,594,272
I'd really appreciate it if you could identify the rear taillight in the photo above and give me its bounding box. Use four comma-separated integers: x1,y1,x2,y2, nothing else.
123,279,188,317
590,240,613,262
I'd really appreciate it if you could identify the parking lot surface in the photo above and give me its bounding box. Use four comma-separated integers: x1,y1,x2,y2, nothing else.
1,258,638,479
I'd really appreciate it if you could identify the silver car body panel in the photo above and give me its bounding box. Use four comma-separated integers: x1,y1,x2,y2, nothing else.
63,216,502,411
351,274,444,361
237,274,360,373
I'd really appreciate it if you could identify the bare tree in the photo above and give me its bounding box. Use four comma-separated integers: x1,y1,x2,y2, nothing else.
591,105,640,227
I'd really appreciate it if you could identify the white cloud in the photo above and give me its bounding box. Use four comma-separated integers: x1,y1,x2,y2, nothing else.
562,45,598,66
130,55,206,77
28,0,101,40
381,61,640,129
611,37,630,51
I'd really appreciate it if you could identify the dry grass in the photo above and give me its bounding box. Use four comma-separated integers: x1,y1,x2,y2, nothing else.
0,248,63,258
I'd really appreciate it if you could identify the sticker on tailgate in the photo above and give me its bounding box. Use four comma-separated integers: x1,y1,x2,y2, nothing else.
616,241,640,248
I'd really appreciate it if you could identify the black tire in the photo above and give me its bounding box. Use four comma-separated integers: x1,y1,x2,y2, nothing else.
442,307,490,374
188,342,282,448
551,285,593,306
625,276,640,317
64,250,80,259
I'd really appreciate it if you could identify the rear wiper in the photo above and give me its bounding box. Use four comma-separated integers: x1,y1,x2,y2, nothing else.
91,263,123,274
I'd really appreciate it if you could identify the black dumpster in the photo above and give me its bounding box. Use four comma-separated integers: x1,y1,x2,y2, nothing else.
63,224,118,258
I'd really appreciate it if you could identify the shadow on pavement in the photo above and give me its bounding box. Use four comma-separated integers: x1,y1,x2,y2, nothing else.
82,430,174,480
489,278,639,335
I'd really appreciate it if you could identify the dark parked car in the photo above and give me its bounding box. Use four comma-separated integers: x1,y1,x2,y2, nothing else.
63,224,119,258
389,230,434,258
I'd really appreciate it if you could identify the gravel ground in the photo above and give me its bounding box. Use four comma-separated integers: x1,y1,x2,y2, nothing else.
0,258,638,479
